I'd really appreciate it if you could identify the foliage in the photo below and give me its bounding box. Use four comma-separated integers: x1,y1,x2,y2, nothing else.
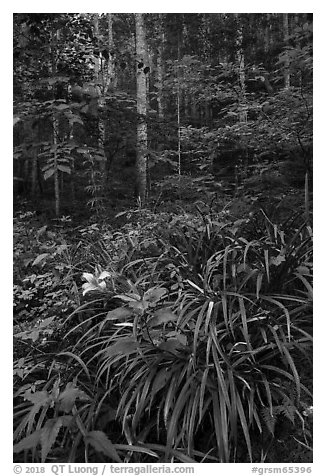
13,12,312,464
13,212,77,326
14,207,312,463
14,13,312,215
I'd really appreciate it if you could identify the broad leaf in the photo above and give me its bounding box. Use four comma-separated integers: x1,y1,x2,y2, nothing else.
54,103,69,111
106,337,138,357
114,292,141,302
44,168,55,180
147,308,178,327
24,390,51,406
105,307,133,321
32,253,49,266
13,430,42,453
85,430,121,462
143,287,167,303
57,165,71,174
58,383,88,413
158,338,182,353
40,417,64,462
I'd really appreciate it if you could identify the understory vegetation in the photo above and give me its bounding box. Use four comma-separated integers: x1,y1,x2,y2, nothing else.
13,13,313,464
13,204,313,463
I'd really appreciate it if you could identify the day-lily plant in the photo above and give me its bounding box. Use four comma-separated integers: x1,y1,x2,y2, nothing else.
82,269,112,295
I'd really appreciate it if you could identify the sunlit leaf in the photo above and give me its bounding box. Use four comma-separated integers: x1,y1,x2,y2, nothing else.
114,293,141,302
43,168,55,180
270,254,286,266
57,165,71,174
32,253,49,266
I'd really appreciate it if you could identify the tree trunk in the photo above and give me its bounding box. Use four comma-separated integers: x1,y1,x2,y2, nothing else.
235,14,247,123
107,13,116,89
184,94,190,121
93,14,106,181
191,96,198,126
201,14,212,126
157,14,165,120
67,86,75,203
283,13,291,89
177,84,181,177
176,31,182,175
23,157,29,192
70,157,75,203
51,26,60,216
53,116,60,216
98,14,117,187
264,13,271,53
31,154,38,195
293,14,302,87
30,122,39,195
135,13,148,205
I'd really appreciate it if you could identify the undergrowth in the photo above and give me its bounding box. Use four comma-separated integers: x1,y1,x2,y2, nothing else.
13,207,313,463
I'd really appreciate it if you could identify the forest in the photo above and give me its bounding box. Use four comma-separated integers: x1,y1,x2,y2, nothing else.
13,13,313,464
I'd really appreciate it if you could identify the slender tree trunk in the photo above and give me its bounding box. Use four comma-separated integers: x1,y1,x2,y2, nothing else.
182,15,188,55
93,14,106,181
31,155,42,195
60,169,64,192
176,34,182,176
191,97,198,126
235,14,247,123
283,13,291,89
157,14,165,120
31,124,38,195
157,54,164,119
305,170,310,225
52,116,60,216
70,158,75,203
202,14,212,126
184,94,190,121
23,157,29,192
31,157,37,194
264,13,271,53
67,86,75,203
104,13,116,184
135,13,148,205
107,13,117,89
293,13,299,31
51,27,60,216
97,14,117,187
293,14,302,88
177,84,181,177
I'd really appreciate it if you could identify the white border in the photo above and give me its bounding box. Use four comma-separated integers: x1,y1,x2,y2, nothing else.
4,5,323,475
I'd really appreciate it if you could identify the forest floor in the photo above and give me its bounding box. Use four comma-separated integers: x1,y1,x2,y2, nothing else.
13,180,313,464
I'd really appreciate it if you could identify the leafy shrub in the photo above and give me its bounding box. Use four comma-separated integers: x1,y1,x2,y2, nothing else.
13,210,311,463
13,212,79,326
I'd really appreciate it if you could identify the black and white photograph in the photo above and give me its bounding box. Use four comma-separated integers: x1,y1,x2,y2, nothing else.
12,10,313,468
